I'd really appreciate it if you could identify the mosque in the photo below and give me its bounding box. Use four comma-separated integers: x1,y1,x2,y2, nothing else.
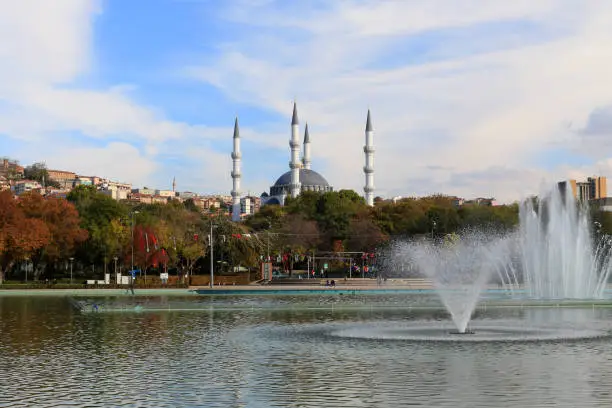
230,103,375,221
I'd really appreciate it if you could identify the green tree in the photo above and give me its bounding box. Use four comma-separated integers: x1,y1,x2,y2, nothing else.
23,162,61,188
67,185,129,269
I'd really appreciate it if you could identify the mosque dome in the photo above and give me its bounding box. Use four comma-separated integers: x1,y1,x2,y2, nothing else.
274,169,329,188
270,169,332,196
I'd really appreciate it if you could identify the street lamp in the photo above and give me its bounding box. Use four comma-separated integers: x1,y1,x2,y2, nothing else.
131,211,140,276
113,256,118,284
266,217,272,262
69,257,74,284
209,222,217,288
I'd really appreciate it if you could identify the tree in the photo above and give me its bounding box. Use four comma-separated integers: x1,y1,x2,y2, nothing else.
211,216,266,273
19,192,88,278
0,191,50,283
68,185,129,269
183,198,200,212
345,215,388,252
459,204,519,231
277,214,320,275
244,204,285,231
154,212,208,281
315,190,366,244
23,162,61,188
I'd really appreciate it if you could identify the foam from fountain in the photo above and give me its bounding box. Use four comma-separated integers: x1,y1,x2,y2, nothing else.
392,231,511,333
516,184,612,299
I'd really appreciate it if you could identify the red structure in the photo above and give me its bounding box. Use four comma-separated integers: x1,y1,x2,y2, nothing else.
131,225,169,269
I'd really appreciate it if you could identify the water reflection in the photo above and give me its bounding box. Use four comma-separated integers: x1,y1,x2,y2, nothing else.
1,295,612,407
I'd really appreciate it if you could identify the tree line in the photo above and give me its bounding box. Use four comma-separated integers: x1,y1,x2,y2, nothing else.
1,185,527,283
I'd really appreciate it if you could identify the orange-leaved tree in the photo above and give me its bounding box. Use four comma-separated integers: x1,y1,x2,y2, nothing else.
0,191,51,283
18,192,88,279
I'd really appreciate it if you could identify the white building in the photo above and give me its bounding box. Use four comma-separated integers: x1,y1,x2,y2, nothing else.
12,180,42,195
155,189,176,198
131,188,155,196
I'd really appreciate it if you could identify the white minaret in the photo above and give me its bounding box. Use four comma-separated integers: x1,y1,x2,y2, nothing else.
364,109,375,206
302,122,311,170
289,102,301,198
231,117,242,221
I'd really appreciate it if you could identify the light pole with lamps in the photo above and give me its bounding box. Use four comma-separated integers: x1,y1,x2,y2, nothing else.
209,221,215,288
69,257,74,284
130,211,140,275
113,256,118,284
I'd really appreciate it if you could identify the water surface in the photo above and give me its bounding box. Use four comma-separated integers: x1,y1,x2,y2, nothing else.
1,294,612,407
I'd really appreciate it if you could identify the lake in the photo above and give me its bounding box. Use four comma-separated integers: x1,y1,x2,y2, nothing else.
1,293,612,407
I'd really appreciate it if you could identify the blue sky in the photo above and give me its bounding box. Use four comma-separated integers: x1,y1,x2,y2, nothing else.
2,1,612,202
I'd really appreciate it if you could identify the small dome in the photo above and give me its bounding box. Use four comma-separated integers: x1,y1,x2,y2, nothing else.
266,197,281,205
273,169,330,187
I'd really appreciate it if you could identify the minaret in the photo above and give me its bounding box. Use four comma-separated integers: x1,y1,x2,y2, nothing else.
364,109,375,206
302,123,311,170
289,102,301,198
172,176,176,192
231,117,242,222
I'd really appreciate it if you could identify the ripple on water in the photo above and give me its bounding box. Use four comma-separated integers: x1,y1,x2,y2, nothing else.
2,296,612,407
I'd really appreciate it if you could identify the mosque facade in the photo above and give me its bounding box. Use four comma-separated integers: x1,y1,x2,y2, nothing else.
230,103,375,221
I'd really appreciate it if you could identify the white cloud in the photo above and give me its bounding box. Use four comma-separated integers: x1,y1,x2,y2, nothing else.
0,0,229,194
0,0,100,86
5,1,612,201
45,142,157,183
189,1,612,202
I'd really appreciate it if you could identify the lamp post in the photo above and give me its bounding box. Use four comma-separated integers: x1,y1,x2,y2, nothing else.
131,211,140,275
266,217,272,262
431,220,437,240
69,257,74,284
209,221,215,288
113,256,118,284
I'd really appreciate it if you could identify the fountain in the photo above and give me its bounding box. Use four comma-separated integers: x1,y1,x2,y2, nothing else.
394,231,511,333
390,183,612,334
517,184,612,299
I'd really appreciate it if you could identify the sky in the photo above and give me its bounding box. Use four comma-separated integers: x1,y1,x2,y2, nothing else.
2,0,612,203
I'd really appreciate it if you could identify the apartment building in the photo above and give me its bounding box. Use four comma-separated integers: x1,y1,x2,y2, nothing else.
12,180,42,195
47,169,77,190
155,189,176,198
559,177,607,202
1,158,24,180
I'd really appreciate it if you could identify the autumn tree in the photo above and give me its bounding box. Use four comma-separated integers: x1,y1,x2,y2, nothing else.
277,214,320,275
153,209,209,280
18,192,88,278
345,214,388,253
203,215,267,276
0,191,50,283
